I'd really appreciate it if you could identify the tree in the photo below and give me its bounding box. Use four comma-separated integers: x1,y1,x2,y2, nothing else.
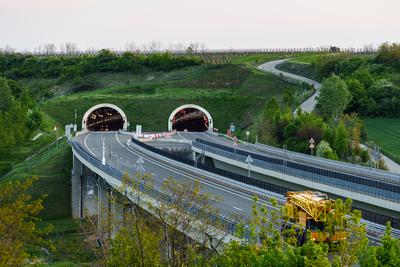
154,176,228,267
333,121,349,158
376,42,400,70
283,88,295,108
317,74,352,120
260,98,281,144
374,222,400,266
0,177,51,266
60,42,78,54
108,172,162,267
0,77,14,112
325,199,368,267
316,140,338,160
43,43,57,55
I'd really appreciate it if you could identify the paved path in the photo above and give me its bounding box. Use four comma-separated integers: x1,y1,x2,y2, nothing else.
257,59,400,174
258,59,320,114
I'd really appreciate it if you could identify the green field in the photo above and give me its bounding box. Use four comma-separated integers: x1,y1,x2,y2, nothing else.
231,54,290,66
288,53,334,64
364,117,400,163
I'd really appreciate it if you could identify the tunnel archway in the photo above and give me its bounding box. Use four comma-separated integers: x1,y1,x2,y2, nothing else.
82,103,128,131
168,104,213,132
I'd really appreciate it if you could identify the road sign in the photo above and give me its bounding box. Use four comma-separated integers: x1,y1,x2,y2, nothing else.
245,154,253,177
245,154,253,164
230,123,235,132
309,138,315,155
136,156,145,173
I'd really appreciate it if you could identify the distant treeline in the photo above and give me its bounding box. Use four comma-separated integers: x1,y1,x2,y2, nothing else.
0,50,202,80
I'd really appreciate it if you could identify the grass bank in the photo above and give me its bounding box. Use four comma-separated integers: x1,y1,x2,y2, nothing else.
364,117,400,164
43,64,300,136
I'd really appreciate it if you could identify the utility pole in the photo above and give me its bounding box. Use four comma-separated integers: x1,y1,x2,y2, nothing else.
136,156,145,175
245,131,250,143
245,154,253,177
74,109,77,126
102,136,106,165
54,125,58,148
233,136,237,156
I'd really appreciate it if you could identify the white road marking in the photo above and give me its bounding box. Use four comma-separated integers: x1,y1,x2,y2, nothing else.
233,206,242,211
84,133,96,156
210,197,222,203
115,132,277,209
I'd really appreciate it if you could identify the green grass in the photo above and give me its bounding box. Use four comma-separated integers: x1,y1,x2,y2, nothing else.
42,65,299,133
1,141,72,220
0,111,63,177
231,54,290,66
275,62,321,81
238,69,297,96
364,117,400,163
288,53,334,64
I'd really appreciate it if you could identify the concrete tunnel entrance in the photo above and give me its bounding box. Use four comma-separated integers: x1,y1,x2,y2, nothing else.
82,103,128,131
168,104,213,132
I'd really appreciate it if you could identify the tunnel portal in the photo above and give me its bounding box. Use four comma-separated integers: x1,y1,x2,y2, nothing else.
169,104,213,132
82,103,128,131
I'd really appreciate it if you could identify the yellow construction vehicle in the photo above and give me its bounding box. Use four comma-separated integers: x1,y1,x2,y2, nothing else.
282,191,347,243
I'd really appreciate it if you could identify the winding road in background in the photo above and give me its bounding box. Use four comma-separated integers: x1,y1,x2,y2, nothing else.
258,59,320,113
257,59,400,174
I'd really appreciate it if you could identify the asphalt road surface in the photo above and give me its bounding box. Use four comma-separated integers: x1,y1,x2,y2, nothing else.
257,59,320,114
76,131,280,221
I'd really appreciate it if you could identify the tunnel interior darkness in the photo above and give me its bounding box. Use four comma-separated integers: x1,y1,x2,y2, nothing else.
171,108,209,132
85,107,124,131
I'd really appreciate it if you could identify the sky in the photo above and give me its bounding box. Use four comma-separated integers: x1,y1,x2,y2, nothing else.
0,0,399,51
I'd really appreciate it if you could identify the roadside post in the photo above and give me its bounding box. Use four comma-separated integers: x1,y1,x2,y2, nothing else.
309,138,315,156
245,154,253,177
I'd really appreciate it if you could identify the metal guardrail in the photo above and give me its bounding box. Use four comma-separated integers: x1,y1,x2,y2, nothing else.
71,140,245,238
73,137,400,242
253,142,400,184
193,141,400,203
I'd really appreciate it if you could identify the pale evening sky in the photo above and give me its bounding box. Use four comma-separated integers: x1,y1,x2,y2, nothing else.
0,0,399,51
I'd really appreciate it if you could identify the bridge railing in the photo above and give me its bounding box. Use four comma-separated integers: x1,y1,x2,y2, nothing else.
71,140,247,239
192,141,400,203
252,142,400,184
128,137,400,233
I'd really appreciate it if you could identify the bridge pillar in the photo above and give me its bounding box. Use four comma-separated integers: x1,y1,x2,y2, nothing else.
98,178,111,239
81,173,98,217
71,154,82,219
110,194,125,238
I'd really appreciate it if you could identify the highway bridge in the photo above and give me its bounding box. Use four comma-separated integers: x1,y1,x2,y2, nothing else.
71,130,400,244
69,100,400,245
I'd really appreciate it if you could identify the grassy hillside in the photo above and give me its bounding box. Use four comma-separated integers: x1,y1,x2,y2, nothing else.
43,64,300,135
1,140,71,220
275,61,320,81
364,117,400,163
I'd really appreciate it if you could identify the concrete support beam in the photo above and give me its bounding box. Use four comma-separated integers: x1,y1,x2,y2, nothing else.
82,174,98,217
111,196,125,238
71,154,82,219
